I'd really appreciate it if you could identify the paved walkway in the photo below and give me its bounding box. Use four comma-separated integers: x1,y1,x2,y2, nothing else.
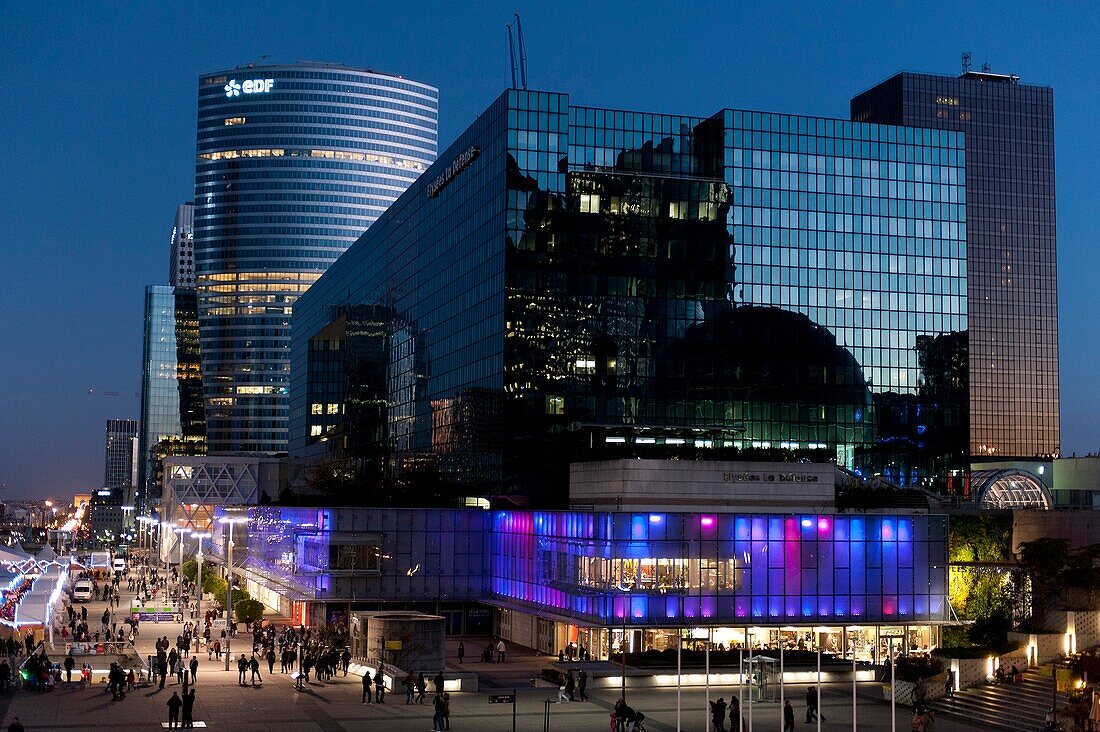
0,574,1001,730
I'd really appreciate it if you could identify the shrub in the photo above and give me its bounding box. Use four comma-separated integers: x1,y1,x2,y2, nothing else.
234,598,265,624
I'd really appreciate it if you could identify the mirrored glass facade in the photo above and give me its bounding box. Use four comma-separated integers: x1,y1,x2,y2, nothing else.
852,71,1058,461
137,286,206,513
195,63,438,454
291,89,969,504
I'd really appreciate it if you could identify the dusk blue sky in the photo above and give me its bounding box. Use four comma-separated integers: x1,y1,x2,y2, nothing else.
1,1,1097,499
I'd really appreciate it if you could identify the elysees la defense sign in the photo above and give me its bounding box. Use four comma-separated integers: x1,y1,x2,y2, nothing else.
427,145,479,197
722,471,820,483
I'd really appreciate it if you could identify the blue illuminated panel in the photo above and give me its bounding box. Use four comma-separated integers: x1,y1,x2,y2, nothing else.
490,511,947,626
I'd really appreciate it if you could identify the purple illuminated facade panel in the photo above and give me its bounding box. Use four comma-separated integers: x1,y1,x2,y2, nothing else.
490,510,947,627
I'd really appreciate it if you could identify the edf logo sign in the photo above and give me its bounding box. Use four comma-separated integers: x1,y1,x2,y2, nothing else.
224,78,275,97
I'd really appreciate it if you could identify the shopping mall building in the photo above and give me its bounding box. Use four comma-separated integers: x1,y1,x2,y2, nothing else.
208,460,949,664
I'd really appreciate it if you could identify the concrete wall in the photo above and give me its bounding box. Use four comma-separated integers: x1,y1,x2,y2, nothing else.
570,460,835,512
1052,457,1100,507
1011,509,1100,552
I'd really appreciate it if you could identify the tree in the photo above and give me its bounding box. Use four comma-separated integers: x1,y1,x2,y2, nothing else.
233,598,265,624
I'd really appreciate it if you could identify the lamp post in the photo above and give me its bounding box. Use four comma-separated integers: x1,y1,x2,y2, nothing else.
191,532,211,627
135,517,147,550
880,633,905,732
219,516,249,671
172,526,188,603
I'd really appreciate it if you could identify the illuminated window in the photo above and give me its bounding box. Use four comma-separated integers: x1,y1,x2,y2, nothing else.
310,425,322,437
579,194,600,214
546,396,565,415
326,403,340,415
198,148,285,161
224,117,246,126
310,404,323,415
575,358,596,374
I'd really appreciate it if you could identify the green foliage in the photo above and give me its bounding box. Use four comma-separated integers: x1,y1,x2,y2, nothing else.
949,513,1012,563
198,574,250,609
233,598,265,624
939,625,972,649
181,560,198,583
202,573,226,596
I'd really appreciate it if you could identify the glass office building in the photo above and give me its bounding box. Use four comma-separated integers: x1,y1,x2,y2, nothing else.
103,418,139,490
213,505,948,659
137,286,206,513
291,89,968,504
852,70,1058,462
195,62,438,454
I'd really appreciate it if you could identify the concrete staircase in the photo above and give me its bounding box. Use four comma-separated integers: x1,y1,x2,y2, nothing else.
930,669,1067,731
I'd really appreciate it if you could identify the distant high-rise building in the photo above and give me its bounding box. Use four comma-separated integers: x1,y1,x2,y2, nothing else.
103,419,139,491
194,62,439,454
137,286,206,514
851,68,1059,461
169,202,196,287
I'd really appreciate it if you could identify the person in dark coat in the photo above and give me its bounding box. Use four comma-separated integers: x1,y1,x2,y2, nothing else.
783,698,795,731
166,691,183,728
374,668,386,702
181,688,196,728
710,697,727,731
362,670,373,704
806,685,824,722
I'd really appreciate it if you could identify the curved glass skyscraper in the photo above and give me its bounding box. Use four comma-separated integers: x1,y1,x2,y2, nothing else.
194,62,438,453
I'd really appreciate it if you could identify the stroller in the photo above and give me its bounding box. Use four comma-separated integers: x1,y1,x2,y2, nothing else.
630,710,647,732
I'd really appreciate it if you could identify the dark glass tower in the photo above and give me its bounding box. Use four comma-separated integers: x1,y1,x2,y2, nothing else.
137,285,206,513
851,70,1059,462
103,418,138,490
291,89,969,505
194,62,438,454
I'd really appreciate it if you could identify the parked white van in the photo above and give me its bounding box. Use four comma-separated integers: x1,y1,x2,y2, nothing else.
73,579,93,602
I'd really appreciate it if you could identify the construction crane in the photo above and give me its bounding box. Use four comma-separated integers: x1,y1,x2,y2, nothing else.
506,12,528,89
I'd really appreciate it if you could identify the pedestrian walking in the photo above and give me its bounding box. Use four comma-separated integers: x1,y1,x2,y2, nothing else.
783,698,794,731
415,672,427,703
249,654,262,685
189,656,198,683
405,672,415,704
565,670,576,701
578,668,588,701
805,685,825,722
432,693,446,731
166,691,183,729
433,670,445,696
237,654,248,686
341,648,351,676
496,639,506,662
457,642,464,664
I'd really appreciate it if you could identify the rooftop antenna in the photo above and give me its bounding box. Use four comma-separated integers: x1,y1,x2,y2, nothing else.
506,18,518,88
961,51,972,74
981,61,991,73
514,13,528,89
505,13,528,89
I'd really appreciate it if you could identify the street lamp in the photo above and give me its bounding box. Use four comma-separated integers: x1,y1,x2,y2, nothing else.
218,515,249,671
190,532,211,627
173,526,188,604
